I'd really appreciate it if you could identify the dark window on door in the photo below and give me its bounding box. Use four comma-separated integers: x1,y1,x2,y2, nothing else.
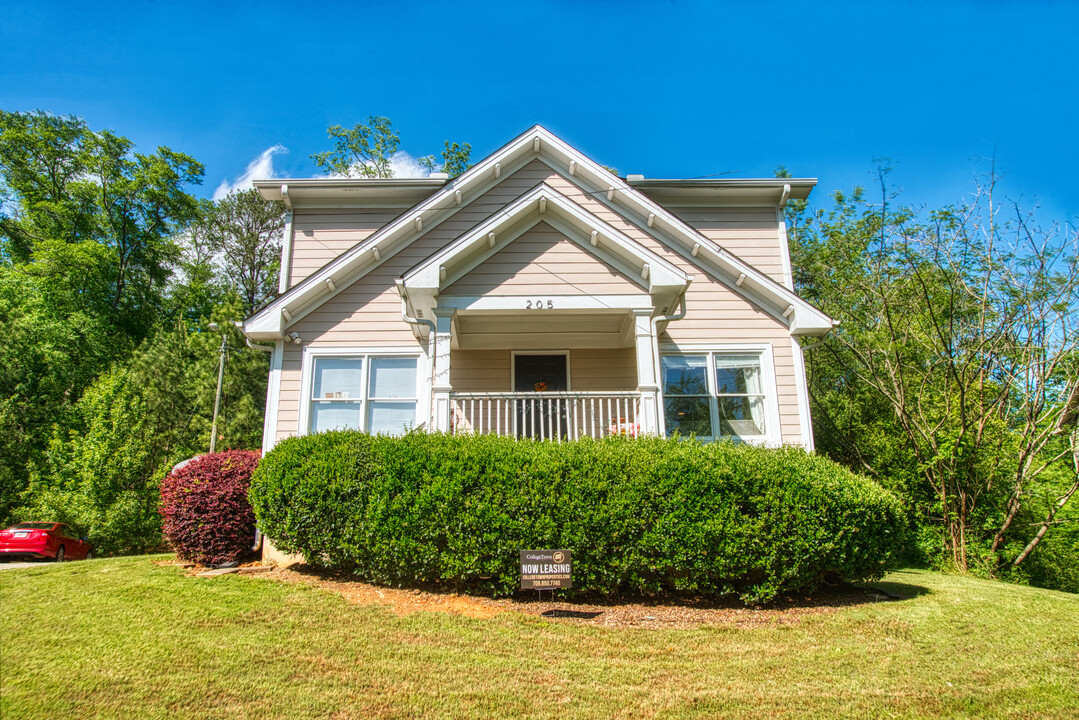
514,354,568,392
513,354,568,439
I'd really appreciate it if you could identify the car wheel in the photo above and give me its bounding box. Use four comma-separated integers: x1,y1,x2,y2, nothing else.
55,545,65,562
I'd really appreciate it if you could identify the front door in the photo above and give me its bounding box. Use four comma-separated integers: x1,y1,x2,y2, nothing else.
514,354,568,438
514,354,567,392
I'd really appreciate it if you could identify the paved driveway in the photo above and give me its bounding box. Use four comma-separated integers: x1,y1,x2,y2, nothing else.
0,561,52,571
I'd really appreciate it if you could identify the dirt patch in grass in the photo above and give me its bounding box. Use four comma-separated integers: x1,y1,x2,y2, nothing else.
259,563,900,628
154,557,264,576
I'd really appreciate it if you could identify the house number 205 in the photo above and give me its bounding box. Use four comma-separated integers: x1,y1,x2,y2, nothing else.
525,299,554,309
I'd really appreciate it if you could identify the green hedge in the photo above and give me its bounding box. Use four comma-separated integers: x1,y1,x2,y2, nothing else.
250,432,906,602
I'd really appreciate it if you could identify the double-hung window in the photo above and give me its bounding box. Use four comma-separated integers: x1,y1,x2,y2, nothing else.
661,348,774,443
307,353,419,436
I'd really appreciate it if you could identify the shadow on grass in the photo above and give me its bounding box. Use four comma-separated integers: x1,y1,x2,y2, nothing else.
542,608,604,619
285,563,930,613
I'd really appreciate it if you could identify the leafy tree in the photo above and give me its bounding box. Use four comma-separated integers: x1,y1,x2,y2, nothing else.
419,141,473,178
18,299,268,552
0,110,205,529
196,189,285,314
21,369,162,555
0,263,119,526
128,299,268,459
0,110,204,339
311,116,471,178
311,116,399,178
790,167,1079,579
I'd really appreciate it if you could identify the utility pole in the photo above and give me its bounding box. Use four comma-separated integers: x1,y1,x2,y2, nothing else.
209,323,227,453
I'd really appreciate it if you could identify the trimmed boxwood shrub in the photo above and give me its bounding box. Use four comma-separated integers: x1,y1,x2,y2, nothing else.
160,450,260,565
250,433,906,602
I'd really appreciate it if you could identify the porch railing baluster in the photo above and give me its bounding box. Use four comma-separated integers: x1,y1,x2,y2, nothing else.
447,391,641,441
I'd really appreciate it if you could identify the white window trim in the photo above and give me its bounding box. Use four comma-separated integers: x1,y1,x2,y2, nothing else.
297,346,428,436
658,343,781,447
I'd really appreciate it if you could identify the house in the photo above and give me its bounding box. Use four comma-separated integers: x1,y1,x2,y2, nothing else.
244,126,833,457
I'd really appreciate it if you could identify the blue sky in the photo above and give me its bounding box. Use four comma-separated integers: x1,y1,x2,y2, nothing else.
3,1,1077,224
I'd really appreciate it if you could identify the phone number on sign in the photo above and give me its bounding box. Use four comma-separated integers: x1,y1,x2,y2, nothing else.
524,578,569,588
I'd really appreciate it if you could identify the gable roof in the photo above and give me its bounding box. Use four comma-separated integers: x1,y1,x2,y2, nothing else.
245,125,833,339
398,183,687,319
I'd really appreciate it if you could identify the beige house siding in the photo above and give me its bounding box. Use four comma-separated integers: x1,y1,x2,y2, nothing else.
450,350,511,392
284,160,556,343
451,348,638,393
672,207,789,288
570,348,637,391
443,221,643,297
276,342,303,443
273,158,806,446
289,209,402,287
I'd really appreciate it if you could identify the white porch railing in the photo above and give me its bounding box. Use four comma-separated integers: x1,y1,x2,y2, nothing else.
450,392,641,440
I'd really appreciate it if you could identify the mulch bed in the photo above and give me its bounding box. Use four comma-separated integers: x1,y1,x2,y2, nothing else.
253,563,897,629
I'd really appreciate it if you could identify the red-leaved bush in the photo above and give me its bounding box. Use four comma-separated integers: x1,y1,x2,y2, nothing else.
160,450,260,565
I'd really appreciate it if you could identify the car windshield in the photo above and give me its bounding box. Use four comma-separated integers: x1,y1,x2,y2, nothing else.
10,522,57,530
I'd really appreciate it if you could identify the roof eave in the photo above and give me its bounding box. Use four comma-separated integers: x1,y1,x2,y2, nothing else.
254,177,449,204
629,178,816,205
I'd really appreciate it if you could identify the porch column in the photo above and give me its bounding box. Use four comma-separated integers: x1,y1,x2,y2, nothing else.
431,308,455,432
633,308,661,435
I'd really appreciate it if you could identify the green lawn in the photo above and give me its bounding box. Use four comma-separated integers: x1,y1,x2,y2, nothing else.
1,556,1076,719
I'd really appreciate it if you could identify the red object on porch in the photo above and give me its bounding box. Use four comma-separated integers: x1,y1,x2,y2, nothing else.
607,419,640,437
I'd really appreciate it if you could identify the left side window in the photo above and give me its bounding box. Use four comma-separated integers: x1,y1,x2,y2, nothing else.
310,357,364,433
308,355,419,436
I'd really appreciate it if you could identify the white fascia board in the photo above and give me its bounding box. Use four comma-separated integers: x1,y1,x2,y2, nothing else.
244,311,284,340
789,306,835,336
403,183,686,295
696,247,830,332
533,129,834,335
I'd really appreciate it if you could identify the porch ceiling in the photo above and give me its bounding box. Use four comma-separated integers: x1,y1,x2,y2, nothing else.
454,310,633,350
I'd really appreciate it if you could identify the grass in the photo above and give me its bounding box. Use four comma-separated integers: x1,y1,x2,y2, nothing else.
1,556,1077,719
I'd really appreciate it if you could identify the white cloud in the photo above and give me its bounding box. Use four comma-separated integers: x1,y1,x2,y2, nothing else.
213,145,288,201
388,151,432,178
331,151,435,180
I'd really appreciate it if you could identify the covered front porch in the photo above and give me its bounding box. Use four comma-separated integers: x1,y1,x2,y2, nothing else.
421,299,669,439
450,391,641,440
393,185,694,440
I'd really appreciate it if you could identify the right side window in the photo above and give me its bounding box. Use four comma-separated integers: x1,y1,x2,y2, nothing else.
661,351,770,442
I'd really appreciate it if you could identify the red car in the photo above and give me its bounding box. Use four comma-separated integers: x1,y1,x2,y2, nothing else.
0,522,93,561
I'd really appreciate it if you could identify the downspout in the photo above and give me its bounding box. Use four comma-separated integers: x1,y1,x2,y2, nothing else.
395,279,437,429
792,320,838,452
651,276,693,436
245,336,275,353
278,186,293,294
797,325,837,355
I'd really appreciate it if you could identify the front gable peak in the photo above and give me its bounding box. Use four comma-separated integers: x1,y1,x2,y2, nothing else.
400,183,688,318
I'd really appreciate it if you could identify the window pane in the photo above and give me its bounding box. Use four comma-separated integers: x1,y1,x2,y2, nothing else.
717,396,766,437
310,402,362,433
369,357,417,398
715,355,763,395
313,357,363,400
368,401,417,436
661,355,708,395
664,397,712,437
